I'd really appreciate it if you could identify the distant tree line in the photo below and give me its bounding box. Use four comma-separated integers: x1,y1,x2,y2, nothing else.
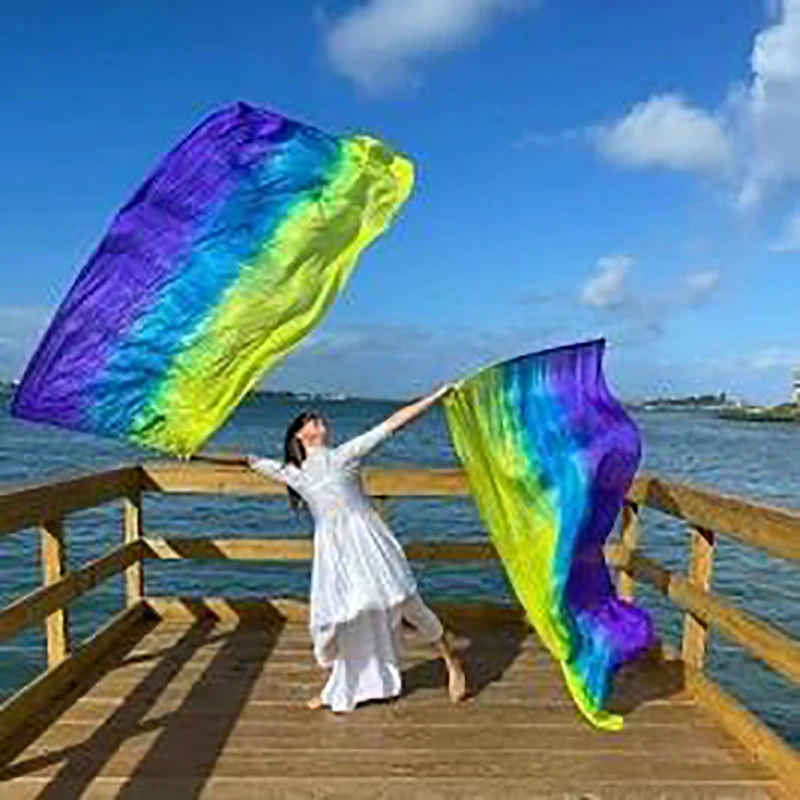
643,392,728,407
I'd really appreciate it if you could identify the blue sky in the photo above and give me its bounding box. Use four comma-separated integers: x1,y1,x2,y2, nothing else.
2,0,799,402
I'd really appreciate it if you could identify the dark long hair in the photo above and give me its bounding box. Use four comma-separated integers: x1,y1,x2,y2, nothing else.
283,411,322,511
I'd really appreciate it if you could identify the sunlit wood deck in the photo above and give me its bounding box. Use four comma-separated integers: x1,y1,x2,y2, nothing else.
0,603,783,799
0,462,797,797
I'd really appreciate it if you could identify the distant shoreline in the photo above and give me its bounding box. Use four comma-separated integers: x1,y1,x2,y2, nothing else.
629,393,730,411
628,399,800,425
718,404,800,424
4,383,797,422
631,403,730,411
0,383,400,406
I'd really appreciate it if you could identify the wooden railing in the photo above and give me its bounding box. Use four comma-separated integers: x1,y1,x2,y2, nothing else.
618,476,800,790
0,462,797,789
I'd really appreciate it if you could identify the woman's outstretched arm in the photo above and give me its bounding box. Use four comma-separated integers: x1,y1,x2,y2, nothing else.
193,452,299,487
383,383,456,433
333,383,457,467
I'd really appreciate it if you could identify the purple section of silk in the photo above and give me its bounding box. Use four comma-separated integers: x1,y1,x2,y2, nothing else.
552,342,654,674
12,103,284,428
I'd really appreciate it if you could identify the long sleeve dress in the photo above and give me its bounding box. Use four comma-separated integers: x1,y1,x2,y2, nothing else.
249,422,444,712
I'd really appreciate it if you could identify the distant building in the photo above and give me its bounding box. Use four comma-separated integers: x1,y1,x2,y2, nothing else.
793,369,800,405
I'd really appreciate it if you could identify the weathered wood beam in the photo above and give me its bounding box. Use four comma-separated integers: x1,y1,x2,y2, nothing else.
123,488,144,606
142,537,498,562
628,474,800,561
621,550,800,687
617,501,641,600
0,542,142,644
39,517,70,668
0,466,141,537
141,462,470,497
681,526,716,671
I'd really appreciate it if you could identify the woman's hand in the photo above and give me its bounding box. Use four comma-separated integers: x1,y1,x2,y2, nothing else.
433,383,452,400
433,381,463,400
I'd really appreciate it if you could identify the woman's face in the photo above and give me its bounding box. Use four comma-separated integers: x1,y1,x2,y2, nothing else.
297,416,328,448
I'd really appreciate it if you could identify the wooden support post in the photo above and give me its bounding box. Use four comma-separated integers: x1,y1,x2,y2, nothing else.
123,489,144,606
618,501,640,601
682,525,716,670
39,517,70,667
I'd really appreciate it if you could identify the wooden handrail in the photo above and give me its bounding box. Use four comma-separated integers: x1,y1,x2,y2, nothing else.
0,466,141,537
1,462,794,562
628,474,800,561
141,462,469,497
1,465,797,555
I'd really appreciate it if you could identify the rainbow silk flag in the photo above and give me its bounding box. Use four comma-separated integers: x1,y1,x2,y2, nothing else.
12,103,413,456
444,339,655,729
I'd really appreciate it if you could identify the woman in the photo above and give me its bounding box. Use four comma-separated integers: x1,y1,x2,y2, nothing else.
204,384,466,713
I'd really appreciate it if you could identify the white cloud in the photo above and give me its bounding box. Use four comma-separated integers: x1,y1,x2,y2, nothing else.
737,0,800,208
578,255,631,308
682,269,721,304
593,94,732,173
770,209,800,251
323,0,533,94
588,2,800,213
574,256,723,348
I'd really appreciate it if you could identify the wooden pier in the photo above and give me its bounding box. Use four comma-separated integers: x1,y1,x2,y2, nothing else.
0,462,798,798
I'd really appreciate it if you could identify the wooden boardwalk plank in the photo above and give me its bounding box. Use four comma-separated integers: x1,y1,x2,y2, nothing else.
0,750,776,782
15,719,743,757
0,777,780,800
0,619,782,798
56,697,707,728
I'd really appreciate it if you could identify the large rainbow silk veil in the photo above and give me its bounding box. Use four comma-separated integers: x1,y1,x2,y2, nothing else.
13,103,413,456
444,340,655,729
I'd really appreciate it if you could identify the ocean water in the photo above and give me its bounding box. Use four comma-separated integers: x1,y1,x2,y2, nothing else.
0,390,797,745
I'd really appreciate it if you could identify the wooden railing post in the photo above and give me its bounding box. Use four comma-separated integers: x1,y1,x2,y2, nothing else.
618,501,640,601
123,487,144,606
682,525,716,670
39,516,70,667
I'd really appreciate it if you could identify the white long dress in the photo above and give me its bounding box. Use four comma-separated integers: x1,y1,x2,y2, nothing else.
249,422,442,712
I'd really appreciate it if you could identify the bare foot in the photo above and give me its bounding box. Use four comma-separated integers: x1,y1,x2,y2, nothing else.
306,695,324,710
447,659,467,703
